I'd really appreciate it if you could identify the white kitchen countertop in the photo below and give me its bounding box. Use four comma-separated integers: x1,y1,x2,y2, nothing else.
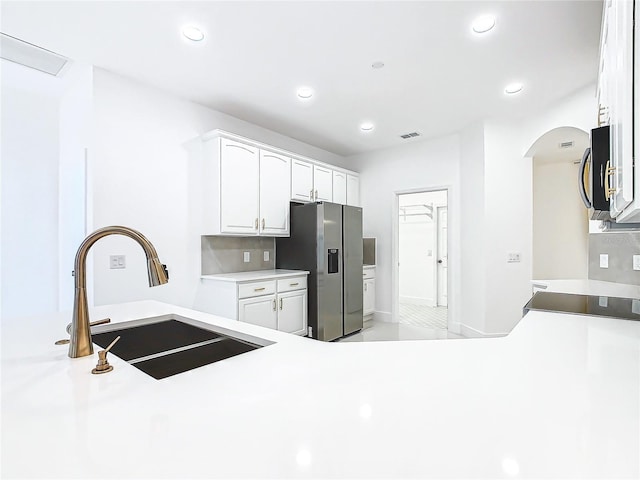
2,300,639,478
201,269,309,282
532,278,640,298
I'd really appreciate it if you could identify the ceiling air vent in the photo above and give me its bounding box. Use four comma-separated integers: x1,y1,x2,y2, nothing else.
400,132,421,139
0,33,69,76
559,141,575,149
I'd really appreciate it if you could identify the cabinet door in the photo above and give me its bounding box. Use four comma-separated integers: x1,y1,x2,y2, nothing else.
220,139,259,234
609,0,634,218
332,171,347,205
277,290,307,335
313,165,333,201
346,174,360,207
238,295,277,329
363,278,375,316
291,159,314,202
260,150,290,236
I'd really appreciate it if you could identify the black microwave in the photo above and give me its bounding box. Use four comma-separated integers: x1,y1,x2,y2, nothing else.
579,125,611,220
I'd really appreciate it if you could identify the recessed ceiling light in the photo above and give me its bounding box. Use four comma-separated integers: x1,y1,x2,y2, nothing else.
372,61,385,69
504,82,524,95
360,122,374,132
471,14,496,34
297,87,314,99
182,25,205,42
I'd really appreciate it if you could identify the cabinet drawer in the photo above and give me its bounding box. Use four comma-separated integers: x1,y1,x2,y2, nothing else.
238,280,276,299
363,268,375,280
277,276,307,293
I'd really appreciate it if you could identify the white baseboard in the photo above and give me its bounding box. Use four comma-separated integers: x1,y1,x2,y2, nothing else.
399,295,434,307
460,323,509,338
373,310,392,323
448,322,461,335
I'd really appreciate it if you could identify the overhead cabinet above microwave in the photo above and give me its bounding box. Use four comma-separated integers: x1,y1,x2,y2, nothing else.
597,0,639,223
191,130,360,236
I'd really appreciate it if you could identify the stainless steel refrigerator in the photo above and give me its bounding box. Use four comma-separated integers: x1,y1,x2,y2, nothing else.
276,202,363,341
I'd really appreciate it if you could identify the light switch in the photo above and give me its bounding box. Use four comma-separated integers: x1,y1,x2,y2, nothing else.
633,255,640,271
263,251,270,262
109,255,126,269
507,252,521,263
243,251,250,263
598,296,608,307
599,254,609,268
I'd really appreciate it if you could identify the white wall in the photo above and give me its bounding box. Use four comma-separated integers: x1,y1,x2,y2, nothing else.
459,122,486,334
348,135,461,327
483,121,533,334
91,69,347,308
1,72,60,319
533,160,589,279
1,60,92,320
479,84,597,335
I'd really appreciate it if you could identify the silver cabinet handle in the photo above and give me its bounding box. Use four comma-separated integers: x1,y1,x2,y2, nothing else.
279,298,283,310
365,283,368,291
262,218,265,230
254,287,266,292
310,189,313,200
289,282,299,286
272,299,276,311
254,218,258,230
315,189,318,200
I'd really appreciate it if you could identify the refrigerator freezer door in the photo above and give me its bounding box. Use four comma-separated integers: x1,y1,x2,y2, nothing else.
343,205,363,335
317,202,344,341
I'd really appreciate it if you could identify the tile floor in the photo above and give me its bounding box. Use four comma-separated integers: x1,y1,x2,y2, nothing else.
399,303,448,329
339,319,464,342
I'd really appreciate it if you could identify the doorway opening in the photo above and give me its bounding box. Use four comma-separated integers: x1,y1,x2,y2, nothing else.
396,189,448,330
526,127,590,283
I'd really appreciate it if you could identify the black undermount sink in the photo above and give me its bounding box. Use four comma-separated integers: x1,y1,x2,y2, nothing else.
91,315,273,380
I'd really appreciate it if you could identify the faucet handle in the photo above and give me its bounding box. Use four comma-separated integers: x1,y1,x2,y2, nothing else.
91,335,120,375
66,317,111,335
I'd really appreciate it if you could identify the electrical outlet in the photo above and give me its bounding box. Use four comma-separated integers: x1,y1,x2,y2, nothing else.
633,255,640,271
263,251,270,262
243,251,250,263
600,254,609,268
109,255,126,269
507,252,521,263
599,296,608,307
633,299,640,315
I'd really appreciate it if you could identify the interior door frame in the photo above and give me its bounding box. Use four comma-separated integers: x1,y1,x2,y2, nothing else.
392,186,451,328
436,205,448,306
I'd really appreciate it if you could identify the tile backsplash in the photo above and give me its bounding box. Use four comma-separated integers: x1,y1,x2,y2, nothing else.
589,232,640,285
201,236,275,274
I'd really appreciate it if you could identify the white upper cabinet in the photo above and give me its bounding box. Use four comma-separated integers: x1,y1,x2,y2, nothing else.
599,0,639,222
332,171,347,205
196,130,359,234
313,165,333,202
291,159,314,202
259,150,290,236
220,139,260,234
608,0,635,220
346,174,360,207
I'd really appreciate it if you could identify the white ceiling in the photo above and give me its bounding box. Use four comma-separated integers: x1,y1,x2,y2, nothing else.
0,1,603,156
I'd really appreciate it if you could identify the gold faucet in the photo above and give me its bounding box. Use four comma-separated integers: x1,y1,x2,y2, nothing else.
69,226,168,358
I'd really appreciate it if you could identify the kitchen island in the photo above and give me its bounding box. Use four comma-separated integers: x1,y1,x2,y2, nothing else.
2,300,639,478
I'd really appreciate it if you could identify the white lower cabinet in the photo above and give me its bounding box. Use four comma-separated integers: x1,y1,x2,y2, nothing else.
195,271,308,336
363,266,376,318
239,295,277,329
276,290,307,335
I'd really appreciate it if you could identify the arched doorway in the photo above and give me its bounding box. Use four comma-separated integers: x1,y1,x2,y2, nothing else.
525,126,590,280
